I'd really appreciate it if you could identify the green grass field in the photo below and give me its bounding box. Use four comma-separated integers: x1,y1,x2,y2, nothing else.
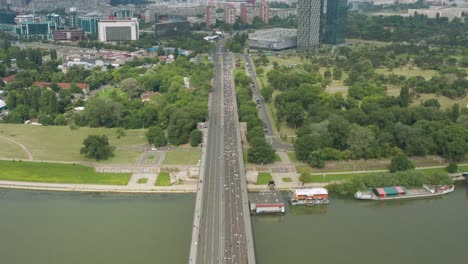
282,177,293,182
0,124,146,164
375,68,438,80
162,149,201,165
0,139,28,159
137,178,148,184
155,172,171,186
411,93,468,110
287,152,299,163
256,172,273,185
0,160,130,185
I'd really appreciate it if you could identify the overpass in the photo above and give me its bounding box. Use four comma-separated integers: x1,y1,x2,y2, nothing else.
189,42,256,263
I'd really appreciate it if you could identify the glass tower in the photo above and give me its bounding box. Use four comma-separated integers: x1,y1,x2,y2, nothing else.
325,0,347,45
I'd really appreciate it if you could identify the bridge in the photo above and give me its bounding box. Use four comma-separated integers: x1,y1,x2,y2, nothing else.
188,42,256,263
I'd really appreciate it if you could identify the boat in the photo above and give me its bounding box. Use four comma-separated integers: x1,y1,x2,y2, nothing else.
289,188,330,206
354,184,455,200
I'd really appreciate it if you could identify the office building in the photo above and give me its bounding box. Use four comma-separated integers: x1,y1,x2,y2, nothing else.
259,0,270,24
297,0,322,50
98,18,139,42
53,28,84,41
325,0,346,44
77,13,102,35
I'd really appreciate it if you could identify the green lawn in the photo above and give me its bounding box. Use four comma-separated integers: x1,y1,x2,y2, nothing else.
375,68,438,80
162,149,201,165
0,124,146,164
274,153,281,162
137,178,148,184
0,160,130,185
282,177,293,182
155,172,171,186
0,138,28,159
256,172,273,185
287,152,299,163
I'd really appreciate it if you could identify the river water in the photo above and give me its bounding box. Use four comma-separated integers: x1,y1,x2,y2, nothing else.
0,185,467,264
252,184,468,264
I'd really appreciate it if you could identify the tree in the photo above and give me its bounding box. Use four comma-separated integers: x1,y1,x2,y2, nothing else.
347,125,375,158
146,126,167,147
173,48,179,59
80,135,114,160
261,87,273,102
332,67,342,80
308,149,326,168
248,142,276,164
389,153,414,173
446,162,458,173
120,78,141,98
190,129,203,147
400,86,409,107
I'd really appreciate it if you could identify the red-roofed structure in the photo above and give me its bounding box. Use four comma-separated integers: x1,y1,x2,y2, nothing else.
33,82,89,92
2,74,17,84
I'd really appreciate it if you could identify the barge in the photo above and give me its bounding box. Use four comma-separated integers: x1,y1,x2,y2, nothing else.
289,188,330,206
354,184,455,200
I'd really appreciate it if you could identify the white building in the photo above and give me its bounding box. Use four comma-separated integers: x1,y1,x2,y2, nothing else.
98,18,139,42
408,6,468,21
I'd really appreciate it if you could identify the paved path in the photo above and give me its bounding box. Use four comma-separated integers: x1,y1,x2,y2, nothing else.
0,180,197,193
0,135,33,160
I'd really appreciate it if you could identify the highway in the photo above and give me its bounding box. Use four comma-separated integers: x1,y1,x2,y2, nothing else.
244,53,294,151
191,41,255,264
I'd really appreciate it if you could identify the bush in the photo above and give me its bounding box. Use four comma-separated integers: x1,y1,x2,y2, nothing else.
446,162,458,173
327,171,453,196
389,153,414,173
190,129,203,147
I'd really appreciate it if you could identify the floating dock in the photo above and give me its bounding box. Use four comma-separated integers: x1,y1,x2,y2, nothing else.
249,191,285,215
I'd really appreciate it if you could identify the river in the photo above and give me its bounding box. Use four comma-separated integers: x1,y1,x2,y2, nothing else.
0,185,467,264
0,190,194,264
252,183,468,264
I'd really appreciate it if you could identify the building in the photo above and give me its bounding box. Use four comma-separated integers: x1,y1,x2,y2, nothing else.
249,28,297,50
155,20,190,40
205,4,217,29
241,3,259,24
224,4,237,25
408,6,468,21
69,7,78,28
144,4,205,23
0,11,16,24
249,191,285,215
297,0,322,51
46,13,61,28
325,0,347,45
0,99,6,112
112,9,134,18
269,8,297,19
98,18,139,42
259,0,270,24
53,28,84,41
15,15,57,39
77,13,102,35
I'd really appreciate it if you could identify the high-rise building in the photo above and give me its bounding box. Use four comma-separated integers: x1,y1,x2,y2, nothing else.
224,4,236,25
297,0,322,51
98,18,139,42
259,0,270,24
240,3,258,24
77,13,102,35
205,4,216,29
69,7,78,28
325,0,347,44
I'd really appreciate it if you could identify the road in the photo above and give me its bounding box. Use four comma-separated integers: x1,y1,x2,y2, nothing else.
244,53,294,151
191,41,255,263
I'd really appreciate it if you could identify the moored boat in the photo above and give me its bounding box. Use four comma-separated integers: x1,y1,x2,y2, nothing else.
354,184,455,200
289,188,330,206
